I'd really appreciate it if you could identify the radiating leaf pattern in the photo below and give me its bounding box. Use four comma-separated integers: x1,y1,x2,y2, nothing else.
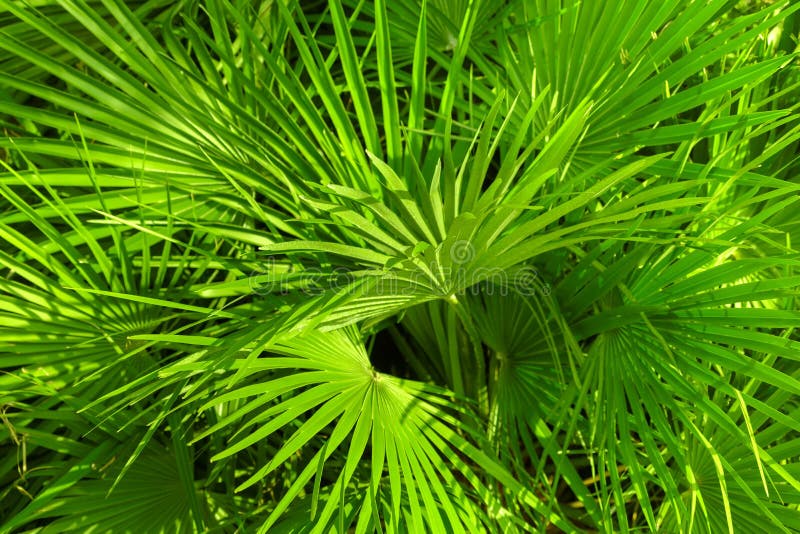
1,0,799,532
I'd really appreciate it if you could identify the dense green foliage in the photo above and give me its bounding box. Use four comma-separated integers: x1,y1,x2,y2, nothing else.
1,0,800,532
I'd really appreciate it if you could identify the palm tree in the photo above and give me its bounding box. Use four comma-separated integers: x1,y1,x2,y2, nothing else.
1,0,799,532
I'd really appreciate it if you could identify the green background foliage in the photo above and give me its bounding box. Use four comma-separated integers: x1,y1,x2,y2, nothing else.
1,0,800,532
